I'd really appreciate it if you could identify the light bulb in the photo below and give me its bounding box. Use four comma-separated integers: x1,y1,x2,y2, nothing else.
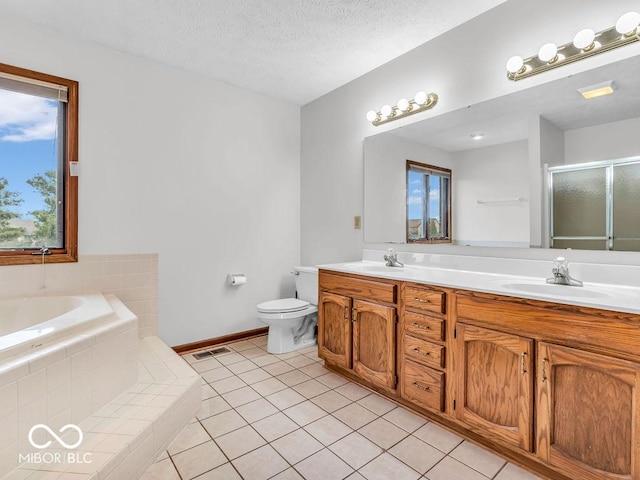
414,91,428,105
380,104,392,117
538,43,558,63
616,11,640,36
397,98,410,112
573,28,596,50
366,110,377,122
506,55,525,74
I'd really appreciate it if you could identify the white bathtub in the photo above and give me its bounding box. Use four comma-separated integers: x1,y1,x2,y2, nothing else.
0,294,115,361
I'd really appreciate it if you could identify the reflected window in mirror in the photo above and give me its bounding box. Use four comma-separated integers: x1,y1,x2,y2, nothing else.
549,157,640,251
406,160,451,244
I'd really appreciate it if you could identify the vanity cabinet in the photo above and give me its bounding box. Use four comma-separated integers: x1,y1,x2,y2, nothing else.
318,271,398,392
454,323,533,451
536,342,640,480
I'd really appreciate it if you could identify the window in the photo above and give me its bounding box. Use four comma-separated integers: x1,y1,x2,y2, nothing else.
406,160,451,243
0,63,78,265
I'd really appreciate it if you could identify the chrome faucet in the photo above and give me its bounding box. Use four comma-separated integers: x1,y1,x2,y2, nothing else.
383,248,404,267
546,256,583,287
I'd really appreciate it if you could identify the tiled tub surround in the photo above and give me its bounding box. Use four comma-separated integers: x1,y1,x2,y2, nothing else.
0,295,139,474
319,249,640,314
0,254,158,338
141,336,541,480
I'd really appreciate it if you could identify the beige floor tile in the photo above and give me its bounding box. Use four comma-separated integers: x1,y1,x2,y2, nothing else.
262,361,296,376
214,425,266,459
271,428,324,464
292,379,331,398
226,359,259,375
240,347,269,359
253,354,282,367
139,457,180,480
252,412,300,442
389,435,445,474
190,358,222,374
382,407,427,433
414,422,463,454
329,432,383,469
236,397,279,423
193,462,242,479
494,463,544,480
201,410,247,438
237,368,272,385
209,376,247,394
304,415,352,445
277,369,312,386
358,417,409,450
284,400,327,427
450,441,507,478
252,377,288,396
295,448,354,480
200,367,233,383
229,340,257,352
316,372,349,388
196,396,232,420
332,403,378,430
232,445,289,480
271,468,305,480
171,441,227,480
335,382,371,401
221,385,261,408
266,388,306,410
310,390,352,413
357,393,397,416
167,422,211,455
201,384,216,400
298,363,329,378
359,452,421,480
424,456,488,480
217,353,246,366
286,355,317,369
250,336,268,347
345,473,367,480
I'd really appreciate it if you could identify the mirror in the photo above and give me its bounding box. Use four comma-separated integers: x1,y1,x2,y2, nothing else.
364,55,640,250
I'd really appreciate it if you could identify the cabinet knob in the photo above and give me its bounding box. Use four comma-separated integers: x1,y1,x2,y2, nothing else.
412,382,430,392
412,322,430,330
413,297,431,304
412,347,431,357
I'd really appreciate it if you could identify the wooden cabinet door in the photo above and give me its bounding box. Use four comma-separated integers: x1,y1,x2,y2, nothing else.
353,299,396,390
455,323,533,451
318,291,352,369
536,343,640,480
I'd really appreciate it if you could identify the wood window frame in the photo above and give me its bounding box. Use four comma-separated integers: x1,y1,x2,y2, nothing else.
406,160,452,244
0,63,78,266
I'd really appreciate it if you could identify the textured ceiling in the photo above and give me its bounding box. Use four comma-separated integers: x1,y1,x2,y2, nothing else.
0,0,506,105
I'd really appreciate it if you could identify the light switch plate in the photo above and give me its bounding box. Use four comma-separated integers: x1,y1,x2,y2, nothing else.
354,216,362,229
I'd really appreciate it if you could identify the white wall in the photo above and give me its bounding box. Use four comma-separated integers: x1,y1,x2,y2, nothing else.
0,16,301,346
565,116,640,164
452,140,529,247
301,0,640,266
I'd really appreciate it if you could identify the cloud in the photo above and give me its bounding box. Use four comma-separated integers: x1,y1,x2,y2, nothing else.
407,195,422,205
0,90,58,142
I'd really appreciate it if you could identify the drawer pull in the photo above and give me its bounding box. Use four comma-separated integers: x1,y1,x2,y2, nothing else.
412,347,431,357
411,322,431,330
412,382,430,392
412,297,431,304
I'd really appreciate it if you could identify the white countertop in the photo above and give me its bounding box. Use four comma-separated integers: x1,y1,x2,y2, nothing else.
317,259,640,316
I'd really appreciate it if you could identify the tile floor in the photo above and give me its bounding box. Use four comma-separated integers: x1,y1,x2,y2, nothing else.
140,336,542,480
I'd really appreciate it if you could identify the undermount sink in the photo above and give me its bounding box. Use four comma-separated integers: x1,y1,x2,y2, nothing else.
501,282,611,299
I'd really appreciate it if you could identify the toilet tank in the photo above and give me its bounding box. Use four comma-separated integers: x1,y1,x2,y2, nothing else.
293,266,318,305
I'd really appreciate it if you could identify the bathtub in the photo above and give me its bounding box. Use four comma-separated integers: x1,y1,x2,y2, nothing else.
0,294,115,361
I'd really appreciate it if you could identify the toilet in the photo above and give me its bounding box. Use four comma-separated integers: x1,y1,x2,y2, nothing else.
257,266,318,354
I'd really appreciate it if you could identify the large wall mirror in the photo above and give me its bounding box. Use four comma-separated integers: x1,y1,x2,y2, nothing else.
364,55,640,251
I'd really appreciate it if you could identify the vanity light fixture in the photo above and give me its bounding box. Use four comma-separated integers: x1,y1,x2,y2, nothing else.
507,11,640,81
366,91,438,126
577,80,616,99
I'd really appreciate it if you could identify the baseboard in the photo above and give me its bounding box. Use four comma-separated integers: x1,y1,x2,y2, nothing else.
172,327,268,354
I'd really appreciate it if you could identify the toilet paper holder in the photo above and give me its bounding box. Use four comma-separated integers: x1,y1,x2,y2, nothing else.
227,273,247,286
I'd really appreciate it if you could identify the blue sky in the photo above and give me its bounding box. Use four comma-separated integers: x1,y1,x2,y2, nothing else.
407,171,440,220
0,90,58,219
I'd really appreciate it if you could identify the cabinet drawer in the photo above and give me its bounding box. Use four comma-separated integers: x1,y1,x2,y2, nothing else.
402,360,445,412
404,311,445,342
405,286,446,315
320,271,397,304
404,336,445,369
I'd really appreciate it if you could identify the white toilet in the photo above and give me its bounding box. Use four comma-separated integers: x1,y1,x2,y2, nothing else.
257,266,318,354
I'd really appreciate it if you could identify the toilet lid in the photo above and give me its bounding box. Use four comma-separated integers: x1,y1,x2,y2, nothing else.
257,298,310,313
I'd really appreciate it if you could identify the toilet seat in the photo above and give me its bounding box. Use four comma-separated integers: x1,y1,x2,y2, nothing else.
257,298,310,314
